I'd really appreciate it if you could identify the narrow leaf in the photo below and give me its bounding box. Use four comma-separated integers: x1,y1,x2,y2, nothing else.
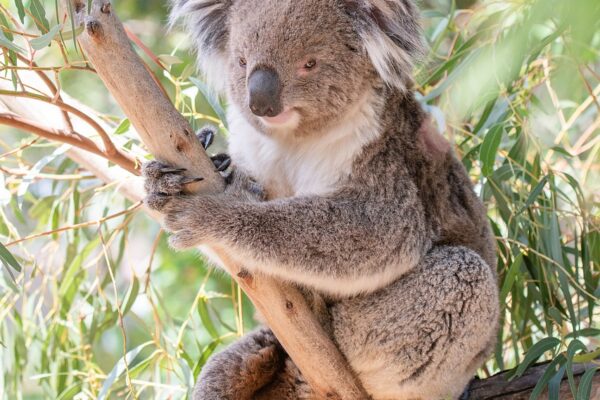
529,355,566,400
113,119,131,135
98,342,151,400
514,337,561,378
566,340,587,397
30,24,61,50
190,77,228,129
0,241,22,273
0,28,25,54
29,0,50,32
15,0,26,23
480,125,504,177
576,368,599,400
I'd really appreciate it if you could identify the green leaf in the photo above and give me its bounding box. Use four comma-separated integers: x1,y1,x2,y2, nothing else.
58,25,84,42
190,77,228,129
500,254,523,301
0,28,25,54
548,364,566,400
0,241,22,273
517,175,549,215
30,24,61,50
529,354,566,400
514,337,561,378
15,0,26,23
573,347,600,364
98,342,151,400
121,277,139,316
480,125,504,177
57,383,81,400
576,368,599,400
113,118,131,135
29,0,50,32
198,296,220,340
158,54,183,66
181,63,196,81
0,12,14,41
566,340,588,397
566,329,600,339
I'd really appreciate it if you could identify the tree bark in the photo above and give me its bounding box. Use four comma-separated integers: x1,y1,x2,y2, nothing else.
466,361,600,400
65,1,369,398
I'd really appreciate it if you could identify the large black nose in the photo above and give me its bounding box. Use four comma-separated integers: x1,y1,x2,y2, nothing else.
248,68,282,117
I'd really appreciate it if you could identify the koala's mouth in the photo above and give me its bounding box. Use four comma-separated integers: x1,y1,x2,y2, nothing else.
259,108,299,128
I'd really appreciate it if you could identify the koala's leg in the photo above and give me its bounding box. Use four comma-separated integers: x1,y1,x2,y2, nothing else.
331,246,499,400
193,327,285,400
254,358,315,400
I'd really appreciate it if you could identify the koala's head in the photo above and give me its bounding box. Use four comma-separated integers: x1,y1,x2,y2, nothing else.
171,0,423,137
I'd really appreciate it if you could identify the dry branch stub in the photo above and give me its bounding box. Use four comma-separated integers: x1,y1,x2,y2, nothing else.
68,1,370,398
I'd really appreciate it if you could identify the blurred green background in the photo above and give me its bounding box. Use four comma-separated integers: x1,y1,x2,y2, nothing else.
0,0,599,399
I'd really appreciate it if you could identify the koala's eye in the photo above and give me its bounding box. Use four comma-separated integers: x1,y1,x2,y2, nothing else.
304,59,317,70
239,57,247,68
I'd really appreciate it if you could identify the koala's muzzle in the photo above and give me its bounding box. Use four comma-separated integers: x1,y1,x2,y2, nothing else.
248,68,283,117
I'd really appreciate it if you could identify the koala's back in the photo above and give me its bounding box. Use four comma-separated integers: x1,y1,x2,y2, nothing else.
350,91,496,271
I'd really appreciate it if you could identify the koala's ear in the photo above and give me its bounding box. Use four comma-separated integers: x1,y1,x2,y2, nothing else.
344,0,424,90
169,0,233,92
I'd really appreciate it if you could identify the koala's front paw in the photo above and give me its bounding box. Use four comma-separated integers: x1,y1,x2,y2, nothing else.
142,161,212,249
142,160,203,212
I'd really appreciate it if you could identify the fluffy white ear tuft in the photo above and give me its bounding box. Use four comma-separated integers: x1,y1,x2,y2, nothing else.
169,0,232,93
344,0,425,91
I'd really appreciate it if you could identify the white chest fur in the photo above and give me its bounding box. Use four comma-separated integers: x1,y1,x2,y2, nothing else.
227,93,381,199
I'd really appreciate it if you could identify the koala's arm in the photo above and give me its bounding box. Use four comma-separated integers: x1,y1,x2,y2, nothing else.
219,193,427,293
145,163,431,294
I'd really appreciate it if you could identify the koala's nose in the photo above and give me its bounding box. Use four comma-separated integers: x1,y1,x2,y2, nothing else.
248,68,283,117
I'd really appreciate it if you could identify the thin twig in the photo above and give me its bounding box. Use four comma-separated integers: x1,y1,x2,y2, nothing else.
0,112,138,174
15,53,75,133
0,89,120,156
5,201,142,246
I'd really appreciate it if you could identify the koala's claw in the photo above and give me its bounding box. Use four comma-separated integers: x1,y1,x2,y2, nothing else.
197,125,216,150
159,167,187,174
181,177,205,185
211,153,232,172
143,160,202,196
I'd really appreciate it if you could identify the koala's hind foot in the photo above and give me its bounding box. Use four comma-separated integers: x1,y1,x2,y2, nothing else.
193,327,285,400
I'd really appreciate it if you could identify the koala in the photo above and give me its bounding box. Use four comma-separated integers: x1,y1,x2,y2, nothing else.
143,0,500,399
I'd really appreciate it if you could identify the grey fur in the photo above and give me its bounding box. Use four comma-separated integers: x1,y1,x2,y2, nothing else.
147,1,500,398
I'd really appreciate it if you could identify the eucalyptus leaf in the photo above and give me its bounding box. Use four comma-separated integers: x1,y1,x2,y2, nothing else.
0,241,22,273
514,337,561,378
30,24,61,50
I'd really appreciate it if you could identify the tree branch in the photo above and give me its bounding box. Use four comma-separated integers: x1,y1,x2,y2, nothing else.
65,1,370,398
466,360,600,399
0,112,137,174
15,53,75,133
0,89,122,156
